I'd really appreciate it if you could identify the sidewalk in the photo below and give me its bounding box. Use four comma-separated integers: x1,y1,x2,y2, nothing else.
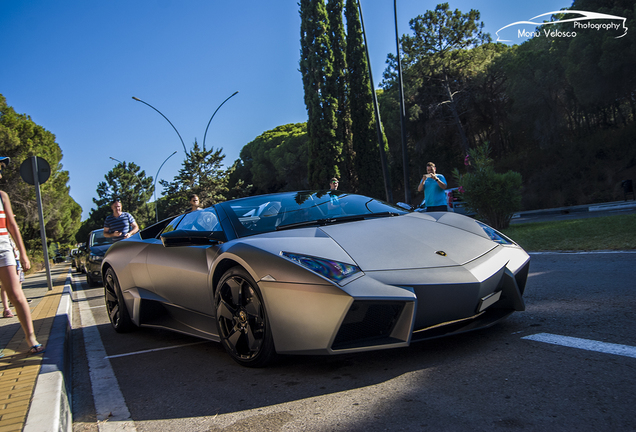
0,263,73,432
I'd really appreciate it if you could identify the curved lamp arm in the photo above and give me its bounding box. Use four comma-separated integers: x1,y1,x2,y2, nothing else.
202,91,239,150
132,96,187,154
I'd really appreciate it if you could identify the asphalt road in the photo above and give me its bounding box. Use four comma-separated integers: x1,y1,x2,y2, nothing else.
70,252,636,432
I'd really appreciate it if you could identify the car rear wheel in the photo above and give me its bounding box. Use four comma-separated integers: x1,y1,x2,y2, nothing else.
104,268,135,333
215,267,275,367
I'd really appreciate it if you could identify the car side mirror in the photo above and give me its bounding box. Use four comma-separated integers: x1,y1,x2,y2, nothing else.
160,229,227,247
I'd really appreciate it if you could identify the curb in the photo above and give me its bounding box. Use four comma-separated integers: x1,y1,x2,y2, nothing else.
513,200,636,219
589,201,636,212
23,270,73,432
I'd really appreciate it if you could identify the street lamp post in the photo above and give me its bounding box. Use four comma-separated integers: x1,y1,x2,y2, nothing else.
130,91,239,217
394,0,411,204
358,1,393,203
132,97,187,154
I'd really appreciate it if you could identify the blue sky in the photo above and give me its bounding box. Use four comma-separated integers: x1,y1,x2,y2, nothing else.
0,0,573,220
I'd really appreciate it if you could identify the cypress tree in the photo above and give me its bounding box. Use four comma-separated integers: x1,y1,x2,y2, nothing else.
326,0,351,187
299,0,339,189
344,0,385,197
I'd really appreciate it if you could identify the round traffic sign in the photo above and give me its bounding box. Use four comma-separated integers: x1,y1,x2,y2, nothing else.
20,156,51,185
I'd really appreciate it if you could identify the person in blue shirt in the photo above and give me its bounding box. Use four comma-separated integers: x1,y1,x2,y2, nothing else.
104,198,139,240
417,162,448,212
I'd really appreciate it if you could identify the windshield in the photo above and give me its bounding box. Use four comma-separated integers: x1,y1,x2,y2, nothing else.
90,230,116,247
174,208,220,232
221,191,407,238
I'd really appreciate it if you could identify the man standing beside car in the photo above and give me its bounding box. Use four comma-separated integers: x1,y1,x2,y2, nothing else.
417,162,448,212
103,198,139,240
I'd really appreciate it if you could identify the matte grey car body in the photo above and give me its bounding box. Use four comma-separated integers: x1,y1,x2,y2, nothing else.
102,191,530,367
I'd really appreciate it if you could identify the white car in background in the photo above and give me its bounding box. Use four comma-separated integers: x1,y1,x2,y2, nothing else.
446,188,475,215
414,188,475,215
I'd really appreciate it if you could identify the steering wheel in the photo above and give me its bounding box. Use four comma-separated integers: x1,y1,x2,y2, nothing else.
192,213,216,231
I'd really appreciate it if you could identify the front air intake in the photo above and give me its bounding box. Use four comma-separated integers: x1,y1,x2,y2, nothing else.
331,301,404,350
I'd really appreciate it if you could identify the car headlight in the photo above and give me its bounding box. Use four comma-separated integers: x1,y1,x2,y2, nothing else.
477,221,515,245
281,252,361,283
89,253,104,263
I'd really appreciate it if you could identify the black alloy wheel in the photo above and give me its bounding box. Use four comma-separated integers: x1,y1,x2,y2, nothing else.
104,268,135,333
215,267,275,367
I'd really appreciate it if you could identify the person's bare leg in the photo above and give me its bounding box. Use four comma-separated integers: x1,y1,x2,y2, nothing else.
0,266,39,349
1,286,14,317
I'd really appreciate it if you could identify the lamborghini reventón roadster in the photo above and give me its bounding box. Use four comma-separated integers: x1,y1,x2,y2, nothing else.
102,191,530,367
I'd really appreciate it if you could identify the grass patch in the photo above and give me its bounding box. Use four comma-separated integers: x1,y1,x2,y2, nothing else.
501,214,636,251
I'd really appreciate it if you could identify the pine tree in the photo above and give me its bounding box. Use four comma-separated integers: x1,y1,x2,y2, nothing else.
93,161,154,229
398,3,490,155
0,94,82,244
159,140,230,218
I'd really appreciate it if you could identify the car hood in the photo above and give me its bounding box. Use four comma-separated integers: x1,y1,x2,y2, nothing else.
89,244,112,256
318,212,497,271
240,212,499,272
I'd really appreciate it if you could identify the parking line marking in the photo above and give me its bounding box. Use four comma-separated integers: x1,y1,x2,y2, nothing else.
74,276,137,432
529,251,636,255
105,341,209,359
523,333,636,359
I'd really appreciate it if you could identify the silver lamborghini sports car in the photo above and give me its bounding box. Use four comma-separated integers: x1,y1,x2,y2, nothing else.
102,191,530,367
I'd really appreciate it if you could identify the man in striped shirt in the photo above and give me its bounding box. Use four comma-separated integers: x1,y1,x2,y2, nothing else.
103,198,139,240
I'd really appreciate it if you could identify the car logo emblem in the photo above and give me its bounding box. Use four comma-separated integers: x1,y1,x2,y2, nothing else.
436,251,447,256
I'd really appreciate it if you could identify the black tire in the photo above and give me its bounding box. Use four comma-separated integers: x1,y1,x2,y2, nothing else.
215,267,276,367
104,268,135,333
86,273,94,287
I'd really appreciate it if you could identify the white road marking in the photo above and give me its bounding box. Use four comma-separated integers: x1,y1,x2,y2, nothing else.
74,275,137,432
105,341,208,359
523,333,636,359
529,251,636,255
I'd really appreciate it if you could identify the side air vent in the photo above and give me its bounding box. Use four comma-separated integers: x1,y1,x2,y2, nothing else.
515,261,530,295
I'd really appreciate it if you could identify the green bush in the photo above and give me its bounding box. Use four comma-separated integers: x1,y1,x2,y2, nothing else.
454,144,522,230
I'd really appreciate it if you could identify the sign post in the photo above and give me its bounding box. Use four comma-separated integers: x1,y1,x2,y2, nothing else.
19,156,52,291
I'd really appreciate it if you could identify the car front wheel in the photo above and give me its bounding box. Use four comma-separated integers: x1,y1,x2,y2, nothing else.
104,268,135,333
215,267,275,367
